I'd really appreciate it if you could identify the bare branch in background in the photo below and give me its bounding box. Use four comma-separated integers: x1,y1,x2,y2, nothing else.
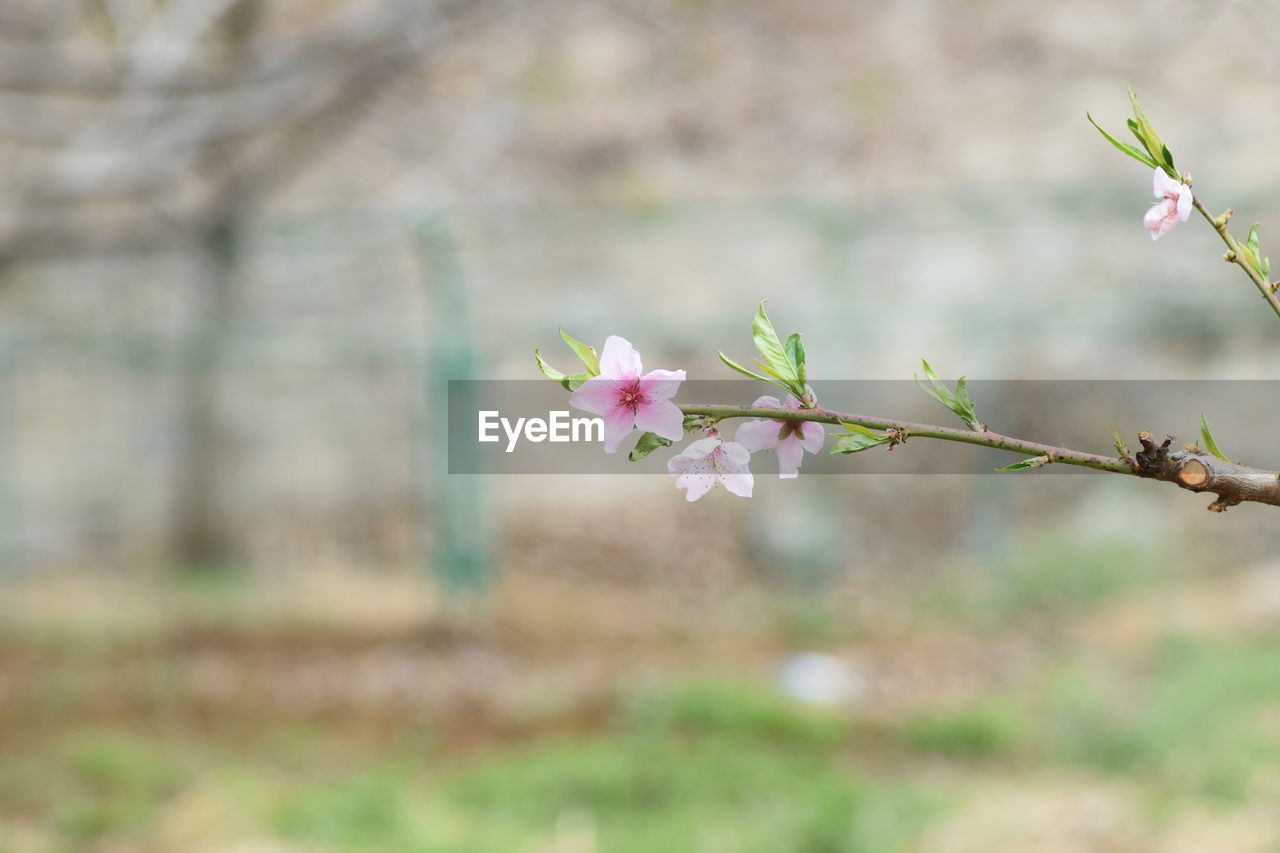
0,0,504,261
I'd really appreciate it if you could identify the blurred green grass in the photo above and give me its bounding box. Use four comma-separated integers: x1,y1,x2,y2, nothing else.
4,540,1280,850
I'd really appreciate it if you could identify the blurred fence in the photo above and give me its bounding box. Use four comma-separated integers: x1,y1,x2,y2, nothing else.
5,183,1278,582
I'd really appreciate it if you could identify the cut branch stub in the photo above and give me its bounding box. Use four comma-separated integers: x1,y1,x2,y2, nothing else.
1134,430,1280,512
1178,458,1209,490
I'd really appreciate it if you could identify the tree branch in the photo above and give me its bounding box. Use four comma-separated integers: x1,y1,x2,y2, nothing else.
1191,195,1280,321
678,403,1280,511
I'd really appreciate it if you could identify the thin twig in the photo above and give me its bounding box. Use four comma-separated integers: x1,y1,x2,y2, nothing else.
1191,196,1280,321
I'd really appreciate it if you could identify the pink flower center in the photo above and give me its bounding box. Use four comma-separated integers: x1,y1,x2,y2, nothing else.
617,381,647,411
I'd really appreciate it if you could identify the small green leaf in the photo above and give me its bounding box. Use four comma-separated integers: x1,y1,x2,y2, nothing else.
559,329,600,375
755,360,793,384
1199,414,1234,463
562,373,591,391
1088,113,1158,170
752,301,794,384
682,415,703,432
628,431,673,462
915,359,955,406
915,360,982,431
1128,90,1164,152
1245,224,1269,278
996,455,1050,472
831,423,892,454
953,376,981,431
716,348,783,384
785,333,806,386
535,348,566,383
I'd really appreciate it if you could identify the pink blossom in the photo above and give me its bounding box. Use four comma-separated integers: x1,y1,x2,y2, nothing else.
568,335,686,453
734,395,825,479
1143,168,1192,241
666,434,753,501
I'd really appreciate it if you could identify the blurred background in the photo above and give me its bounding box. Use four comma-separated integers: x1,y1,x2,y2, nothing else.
5,0,1280,850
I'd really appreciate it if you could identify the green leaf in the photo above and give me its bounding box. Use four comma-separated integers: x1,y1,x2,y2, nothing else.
831,423,892,454
718,350,789,390
562,373,591,391
785,333,806,386
1088,113,1158,169
915,360,982,431
996,455,1050,472
559,329,600,375
1126,89,1177,178
752,301,794,385
755,360,794,384
1246,224,1269,278
535,348,566,383
681,415,703,432
915,359,955,407
628,431,673,461
1199,414,1234,463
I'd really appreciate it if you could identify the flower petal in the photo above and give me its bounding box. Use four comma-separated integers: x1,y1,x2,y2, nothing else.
735,418,783,452
798,422,826,454
1143,198,1172,228
720,440,752,466
667,437,719,472
639,369,686,401
1144,199,1175,240
720,471,753,498
633,398,685,441
675,471,716,501
1176,186,1193,222
598,335,643,380
1153,167,1182,199
776,435,804,479
751,395,783,409
600,406,636,453
568,376,621,415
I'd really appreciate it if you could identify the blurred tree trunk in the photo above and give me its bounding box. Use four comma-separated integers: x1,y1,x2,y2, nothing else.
171,208,243,568
170,2,260,570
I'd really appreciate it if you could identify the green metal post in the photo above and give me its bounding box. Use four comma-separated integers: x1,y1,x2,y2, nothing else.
413,218,492,601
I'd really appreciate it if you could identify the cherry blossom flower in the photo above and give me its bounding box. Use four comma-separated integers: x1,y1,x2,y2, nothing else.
734,395,825,479
568,335,686,453
1144,168,1192,241
666,433,753,501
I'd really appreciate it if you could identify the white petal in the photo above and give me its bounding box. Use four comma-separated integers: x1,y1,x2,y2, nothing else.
776,437,804,478
640,369,686,401
720,471,753,498
598,335,642,379
735,418,783,452
675,472,716,501
1153,167,1181,199
720,440,752,466
798,422,826,454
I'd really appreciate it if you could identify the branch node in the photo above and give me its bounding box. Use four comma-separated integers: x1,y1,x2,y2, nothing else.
1207,494,1241,512
1224,250,1237,263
